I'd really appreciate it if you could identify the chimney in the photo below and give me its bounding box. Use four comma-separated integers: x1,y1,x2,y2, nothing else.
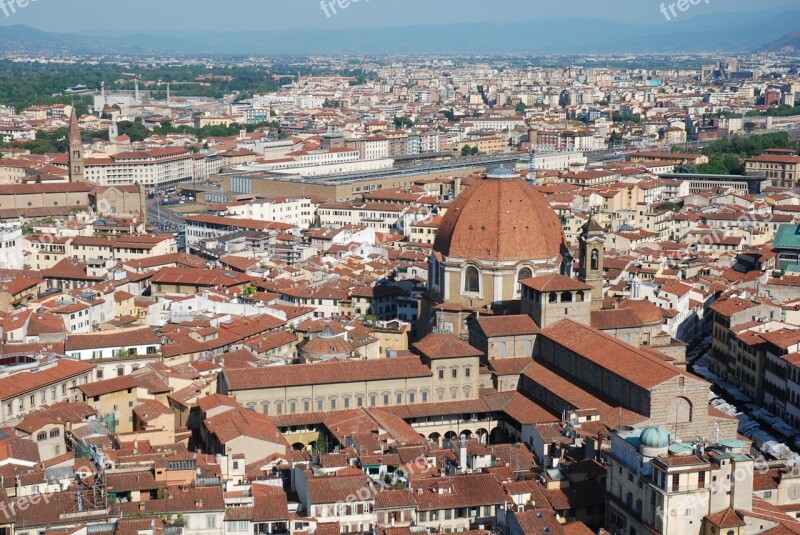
459,434,468,473
195,499,203,508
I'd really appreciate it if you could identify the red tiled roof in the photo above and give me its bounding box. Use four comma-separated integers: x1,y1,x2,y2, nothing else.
476,315,540,337
433,177,566,262
223,356,431,391
413,333,483,360
540,320,697,389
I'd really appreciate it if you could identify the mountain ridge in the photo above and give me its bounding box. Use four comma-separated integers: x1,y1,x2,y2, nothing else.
0,10,798,55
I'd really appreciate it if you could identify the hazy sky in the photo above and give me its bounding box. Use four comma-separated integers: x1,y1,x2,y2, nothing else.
2,0,796,32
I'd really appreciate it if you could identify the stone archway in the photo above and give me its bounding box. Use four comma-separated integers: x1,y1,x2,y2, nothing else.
489,427,508,444
292,442,307,451
476,428,489,444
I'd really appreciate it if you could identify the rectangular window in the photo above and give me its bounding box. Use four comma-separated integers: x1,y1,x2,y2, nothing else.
672,474,680,492
698,471,705,489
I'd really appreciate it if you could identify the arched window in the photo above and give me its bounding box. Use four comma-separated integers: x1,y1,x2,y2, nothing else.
465,266,480,293
561,291,573,303
669,397,693,424
591,249,599,271
548,292,557,303
49,428,60,438
576,290,585,302
37,432,47,441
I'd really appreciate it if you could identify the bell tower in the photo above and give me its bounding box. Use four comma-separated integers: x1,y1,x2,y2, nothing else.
68,109,86,183
578,213,605,310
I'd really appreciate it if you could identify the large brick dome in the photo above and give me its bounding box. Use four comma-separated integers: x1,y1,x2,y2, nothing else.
433,168,567,263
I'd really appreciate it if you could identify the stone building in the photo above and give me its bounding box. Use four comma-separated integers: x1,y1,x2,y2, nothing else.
421,167,570,338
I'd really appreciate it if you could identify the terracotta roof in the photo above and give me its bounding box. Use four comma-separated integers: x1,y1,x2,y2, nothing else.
413,333,483,360
433,176,566,262
475,315,540,337
150,267,251,287
65,327,158,351
133,399,172,422
540,320,697,389
521,274,592,293
78,375,137,398
0,359,95,400
411,473,509,510
205,407,288,447
223,356,431,390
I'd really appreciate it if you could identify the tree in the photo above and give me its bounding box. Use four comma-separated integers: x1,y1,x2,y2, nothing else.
313,432,328,454
394,116,414,128
117,118,150,142
515,101,528,115
470,146,479,156
612,113,641,124
461,145,472,156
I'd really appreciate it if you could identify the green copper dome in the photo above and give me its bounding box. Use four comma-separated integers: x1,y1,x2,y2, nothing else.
640,426,670,449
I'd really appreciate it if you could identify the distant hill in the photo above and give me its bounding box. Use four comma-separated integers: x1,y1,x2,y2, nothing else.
759,31,800,54
1,10,799,55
